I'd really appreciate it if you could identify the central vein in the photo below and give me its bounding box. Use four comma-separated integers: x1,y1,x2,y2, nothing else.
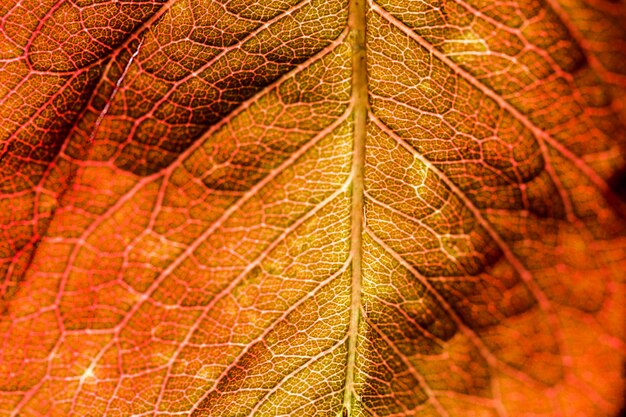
343,0,368,414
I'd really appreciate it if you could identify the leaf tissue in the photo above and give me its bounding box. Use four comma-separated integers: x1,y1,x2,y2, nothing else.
0,0,625,416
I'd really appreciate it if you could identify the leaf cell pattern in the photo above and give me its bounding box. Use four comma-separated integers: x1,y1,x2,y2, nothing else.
0,0,625,416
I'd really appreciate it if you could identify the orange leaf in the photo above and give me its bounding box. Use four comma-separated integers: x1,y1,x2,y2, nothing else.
1,0,624,416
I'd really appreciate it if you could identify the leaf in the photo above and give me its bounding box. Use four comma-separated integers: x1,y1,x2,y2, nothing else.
0,0,625,416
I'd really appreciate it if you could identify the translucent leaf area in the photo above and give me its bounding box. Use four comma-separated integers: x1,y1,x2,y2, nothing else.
1,0,625,416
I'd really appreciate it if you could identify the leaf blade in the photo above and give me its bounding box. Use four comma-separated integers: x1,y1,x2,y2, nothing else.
1,0,625,416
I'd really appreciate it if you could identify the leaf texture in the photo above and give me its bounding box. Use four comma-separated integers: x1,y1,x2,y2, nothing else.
0,0,625,416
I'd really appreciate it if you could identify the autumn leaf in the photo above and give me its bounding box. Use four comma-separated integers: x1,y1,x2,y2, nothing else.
1,0,625,415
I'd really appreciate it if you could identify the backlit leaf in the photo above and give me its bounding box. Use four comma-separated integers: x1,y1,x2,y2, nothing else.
0,0,625,416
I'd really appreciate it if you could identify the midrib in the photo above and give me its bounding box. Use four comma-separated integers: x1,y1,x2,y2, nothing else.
343,0,368,414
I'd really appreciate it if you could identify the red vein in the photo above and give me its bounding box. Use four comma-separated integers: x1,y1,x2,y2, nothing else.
369,0,622,219
371,112,568,405
9,38,348,415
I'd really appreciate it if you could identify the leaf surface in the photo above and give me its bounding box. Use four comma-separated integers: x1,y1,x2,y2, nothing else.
0,0,625,416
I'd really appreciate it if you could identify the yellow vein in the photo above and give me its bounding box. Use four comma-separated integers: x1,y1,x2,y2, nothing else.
343,0,368,415
162,257,351,415
245,338,348,416
365,316,450,417
89,116,352,415
365,226,513,417
369,0,619,219
371,112,569,399
182,184,351,416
